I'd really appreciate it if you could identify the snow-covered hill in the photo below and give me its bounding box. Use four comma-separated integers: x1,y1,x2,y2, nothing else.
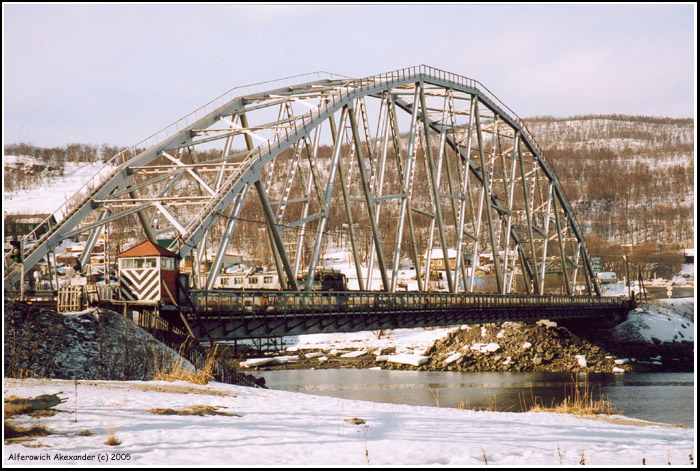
525,115,694,246
3,159,115,216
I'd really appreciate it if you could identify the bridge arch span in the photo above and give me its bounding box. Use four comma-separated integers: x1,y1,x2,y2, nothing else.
5,66,600,297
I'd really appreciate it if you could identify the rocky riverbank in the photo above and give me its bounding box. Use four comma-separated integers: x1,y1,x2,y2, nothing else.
228,300,695,374
227,322,692,374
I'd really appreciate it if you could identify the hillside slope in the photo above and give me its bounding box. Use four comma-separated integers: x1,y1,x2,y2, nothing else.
525,115,694,247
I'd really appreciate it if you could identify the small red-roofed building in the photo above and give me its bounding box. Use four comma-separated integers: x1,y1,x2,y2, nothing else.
116,240,180,303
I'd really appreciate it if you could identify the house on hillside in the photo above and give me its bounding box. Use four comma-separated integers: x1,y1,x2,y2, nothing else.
423,248,459,271
3,213,56,241
682,248,694,264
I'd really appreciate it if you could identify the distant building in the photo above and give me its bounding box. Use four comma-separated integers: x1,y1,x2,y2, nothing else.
423,248,458,271
596,272,618,285
3,213,56,241
682,248,694,264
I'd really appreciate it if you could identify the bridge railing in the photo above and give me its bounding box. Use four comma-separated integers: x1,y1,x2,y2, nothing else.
188,290,628,316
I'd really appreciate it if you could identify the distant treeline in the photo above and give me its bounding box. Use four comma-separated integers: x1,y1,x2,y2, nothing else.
524,114,694,126
4,142,126,165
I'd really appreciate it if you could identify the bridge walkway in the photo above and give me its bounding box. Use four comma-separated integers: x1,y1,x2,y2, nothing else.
186,290,634,341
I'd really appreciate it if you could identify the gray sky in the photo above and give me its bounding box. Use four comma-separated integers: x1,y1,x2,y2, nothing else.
3,3,696,148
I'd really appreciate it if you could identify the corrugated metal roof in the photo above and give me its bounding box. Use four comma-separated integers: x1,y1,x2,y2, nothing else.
116,240,180,258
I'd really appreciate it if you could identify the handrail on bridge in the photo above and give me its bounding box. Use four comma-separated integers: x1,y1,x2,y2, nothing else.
188,290,629,316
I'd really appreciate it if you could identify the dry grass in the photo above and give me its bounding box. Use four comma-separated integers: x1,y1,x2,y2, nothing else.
153,342,219,385
4,421,52,441
3,401,34,419
147,405,240,417
104,426,122,446
521,375,616,416
457,395,514,413
4,393,66,419
344,417,366,425
104,435,122,446
77,429,93,436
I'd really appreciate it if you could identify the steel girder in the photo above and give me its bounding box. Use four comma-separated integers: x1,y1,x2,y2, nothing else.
5,66,601,297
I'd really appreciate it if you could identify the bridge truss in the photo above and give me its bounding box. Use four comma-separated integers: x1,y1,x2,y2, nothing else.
5,65,601,297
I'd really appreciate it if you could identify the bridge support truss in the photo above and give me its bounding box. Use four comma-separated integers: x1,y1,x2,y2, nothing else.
5,66,601,298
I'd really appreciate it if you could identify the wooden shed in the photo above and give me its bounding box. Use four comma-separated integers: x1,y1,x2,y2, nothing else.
116,241,180,303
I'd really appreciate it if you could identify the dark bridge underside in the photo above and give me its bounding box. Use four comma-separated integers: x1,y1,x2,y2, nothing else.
185,291,633,341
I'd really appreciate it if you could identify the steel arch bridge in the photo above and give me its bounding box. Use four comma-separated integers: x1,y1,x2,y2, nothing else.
5,65,601,299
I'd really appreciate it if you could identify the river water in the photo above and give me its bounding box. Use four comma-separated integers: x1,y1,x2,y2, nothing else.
253,369,695,427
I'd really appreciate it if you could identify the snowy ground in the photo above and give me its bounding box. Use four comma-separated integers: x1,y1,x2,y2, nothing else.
3,160,114,215
2,377,695,466
281,326,458,357
611,299,695,344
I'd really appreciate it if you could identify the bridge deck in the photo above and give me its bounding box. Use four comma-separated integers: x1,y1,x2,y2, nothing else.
186,290,634,341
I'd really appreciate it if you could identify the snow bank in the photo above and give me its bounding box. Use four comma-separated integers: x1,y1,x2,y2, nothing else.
2,378,694,466
381,354,429,367
283,326,459,356
239,355,299,368
613,301,694,344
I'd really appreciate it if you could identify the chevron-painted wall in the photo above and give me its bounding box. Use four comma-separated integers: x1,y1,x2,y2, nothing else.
119,267,161,302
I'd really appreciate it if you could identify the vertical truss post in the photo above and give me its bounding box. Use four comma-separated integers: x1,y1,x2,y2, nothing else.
419,81,454,293
348,102,389,291
469,185,486,292
305,108,349,291
334,114,365,291
129,189,157,243
500,133,520,294
571,243,582,294
390,87,421,292
292,127,323,278
517,141,541,295
552,194,571,295
505,241,518,293
439,92,467,293
254,179,298,291
517,241,534,294
214,115,238,191
474,101,503,294
78,210,109,271
388,93,424,292
205,183,250,291
582,246,594,295
275,141,303,223
452,96,475,292
539,182,554,294
367,96,392,289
